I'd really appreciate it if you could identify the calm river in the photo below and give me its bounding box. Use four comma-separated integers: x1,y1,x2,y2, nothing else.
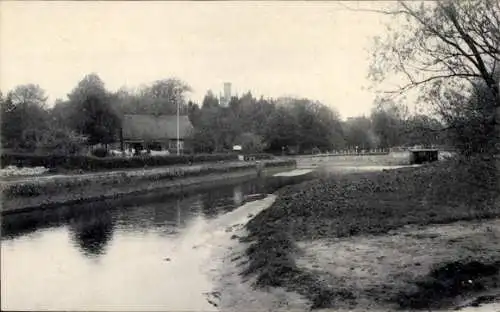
1,171,314,311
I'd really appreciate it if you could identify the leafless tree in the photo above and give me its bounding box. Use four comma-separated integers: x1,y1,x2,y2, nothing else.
344,0,500,154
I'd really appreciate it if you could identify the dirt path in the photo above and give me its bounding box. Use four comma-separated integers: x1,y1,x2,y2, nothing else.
295,219,500,311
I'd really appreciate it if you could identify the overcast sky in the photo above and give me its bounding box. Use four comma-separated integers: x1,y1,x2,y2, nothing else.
0,1,394,119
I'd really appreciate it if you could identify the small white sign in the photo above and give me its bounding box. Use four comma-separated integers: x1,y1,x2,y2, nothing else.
233,145,242,151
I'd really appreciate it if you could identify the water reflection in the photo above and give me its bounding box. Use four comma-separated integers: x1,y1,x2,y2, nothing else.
233,185,244,206
1,173,309,242
1,172,316,311
68,209,115,258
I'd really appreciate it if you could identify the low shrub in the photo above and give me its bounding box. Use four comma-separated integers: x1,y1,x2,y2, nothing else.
264,159,295,168
244,153,274,160
1,152,240,171
91,147,108,158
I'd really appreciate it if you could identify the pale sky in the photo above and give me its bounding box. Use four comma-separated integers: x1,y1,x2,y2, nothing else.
0,1,394,119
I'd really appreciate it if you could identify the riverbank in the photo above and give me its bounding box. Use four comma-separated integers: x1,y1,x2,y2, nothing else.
241,157,500,310
207,195,311,312
0,159,296,214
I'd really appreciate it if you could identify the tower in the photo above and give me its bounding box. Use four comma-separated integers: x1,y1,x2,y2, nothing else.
222,82,231,107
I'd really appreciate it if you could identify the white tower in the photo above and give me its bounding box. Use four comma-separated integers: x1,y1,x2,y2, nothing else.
222,82,231,107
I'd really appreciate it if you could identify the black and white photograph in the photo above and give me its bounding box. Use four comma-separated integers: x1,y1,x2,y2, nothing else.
0,1,499,311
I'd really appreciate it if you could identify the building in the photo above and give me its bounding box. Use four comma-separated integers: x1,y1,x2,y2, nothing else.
220,82,232,107
121,114,194,153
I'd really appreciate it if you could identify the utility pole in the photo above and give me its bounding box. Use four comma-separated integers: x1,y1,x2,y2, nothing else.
177,97,180,156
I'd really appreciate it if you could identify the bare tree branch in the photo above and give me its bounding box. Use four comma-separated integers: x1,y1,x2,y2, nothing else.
337,3,408,15
442,3,495,84
399,1,482,70
383,73,480,94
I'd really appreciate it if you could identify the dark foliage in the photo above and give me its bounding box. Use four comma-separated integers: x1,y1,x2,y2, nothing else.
91,147,108,158
0,152,278,171
396,260,500,310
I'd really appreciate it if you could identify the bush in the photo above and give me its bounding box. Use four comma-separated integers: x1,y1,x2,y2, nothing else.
236,132,267,153
91,147,108,158
243,153,274,161
0,152,240,171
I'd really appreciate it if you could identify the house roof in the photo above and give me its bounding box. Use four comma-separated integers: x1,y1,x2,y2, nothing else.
122,114,193,141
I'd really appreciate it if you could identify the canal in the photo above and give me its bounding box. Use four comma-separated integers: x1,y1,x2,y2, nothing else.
1,169,315,311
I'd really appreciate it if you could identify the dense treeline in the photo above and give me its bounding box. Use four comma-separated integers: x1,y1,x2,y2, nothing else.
0,72,477,158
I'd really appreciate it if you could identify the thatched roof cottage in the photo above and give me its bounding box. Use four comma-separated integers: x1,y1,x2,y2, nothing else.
121,114,194,152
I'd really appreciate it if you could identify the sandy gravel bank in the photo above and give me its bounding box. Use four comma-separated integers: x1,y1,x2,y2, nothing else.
296,219,500,311
207,195,311,312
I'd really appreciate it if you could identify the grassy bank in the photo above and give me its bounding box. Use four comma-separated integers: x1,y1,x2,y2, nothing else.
1,160,296,199
1,152,274,173
241,157,499,309
1,159,296,214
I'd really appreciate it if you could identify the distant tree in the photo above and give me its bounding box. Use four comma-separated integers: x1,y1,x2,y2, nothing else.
371,100,404,148
403,114,446,147
201,90,220,110
79,94,121,146
315,104,346,150
445,79,498,154
8,84,48,109
139,78,191,115
37,127,87,155
286,99,345,152
67,73,120,146
190,106,224,153
264,106,300,153
192,93,345,154
1,84,49,150
50,99,74,130
343,116,377,150
68,73,107,105
187,101,202,127
235,132,266,153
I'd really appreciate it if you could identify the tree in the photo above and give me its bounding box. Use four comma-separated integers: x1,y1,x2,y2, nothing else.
1,84,49,149
8,84,48,109
366,0,500,154
36,127,87,155
187,100,202,127
445,79,498,154
371,100,404,148
343,116,378,151
190,105,227,153
79,94,121,146
403,114,446,147
235,132,266,153
68,73,107,105
202,90,220,109
264,106,300,153
50,99,74,130
139,78,191,115
67,73,120,146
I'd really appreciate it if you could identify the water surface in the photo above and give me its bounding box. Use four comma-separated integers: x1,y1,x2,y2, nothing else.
1,172,312,311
